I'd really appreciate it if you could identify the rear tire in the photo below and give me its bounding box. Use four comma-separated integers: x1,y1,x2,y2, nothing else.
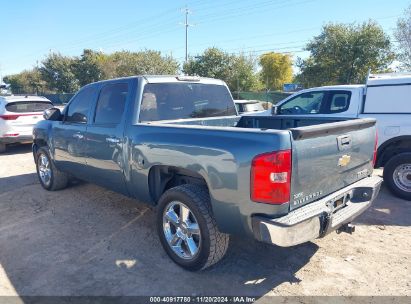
0,143,6,153
383,153,411,201
35,147,69,191
157,184,229,271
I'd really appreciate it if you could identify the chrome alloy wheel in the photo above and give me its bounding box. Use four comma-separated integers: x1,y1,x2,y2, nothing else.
393,163,411,193
38,153,52,186
163,201,201,260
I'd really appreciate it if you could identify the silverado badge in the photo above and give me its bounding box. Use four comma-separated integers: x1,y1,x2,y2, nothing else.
338,154,351,167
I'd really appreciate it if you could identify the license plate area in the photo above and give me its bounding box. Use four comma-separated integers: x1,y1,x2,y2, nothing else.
327,192,351,213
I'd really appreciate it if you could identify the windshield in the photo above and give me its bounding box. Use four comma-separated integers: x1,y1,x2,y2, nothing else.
139,83,236,122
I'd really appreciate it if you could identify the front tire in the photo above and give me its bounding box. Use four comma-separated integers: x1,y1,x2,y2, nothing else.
35,147,69,191
157,184,229,271
383,153,411,201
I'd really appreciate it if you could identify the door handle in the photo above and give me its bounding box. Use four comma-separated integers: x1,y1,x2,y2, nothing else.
106,137,120,144
73,133,84,139
337,135,352,151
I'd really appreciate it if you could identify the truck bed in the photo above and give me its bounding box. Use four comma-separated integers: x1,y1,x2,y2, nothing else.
159,115,354,130
156,115,377,210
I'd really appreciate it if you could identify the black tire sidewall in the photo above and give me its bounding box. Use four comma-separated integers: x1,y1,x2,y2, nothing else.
156,187,212,271
36,148,54,191
383,153,411,200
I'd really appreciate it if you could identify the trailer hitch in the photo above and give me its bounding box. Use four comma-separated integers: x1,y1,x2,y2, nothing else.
336,223,356,234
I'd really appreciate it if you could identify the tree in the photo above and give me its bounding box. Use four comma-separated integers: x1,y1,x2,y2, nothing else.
259,52,293,90
227,53,262,93
296,21,395,87
40,52,79,93
183,48,232,81
74,49,107,87
3,68,46,94
183,47,261,92
109,50,179,77
394,6,411,70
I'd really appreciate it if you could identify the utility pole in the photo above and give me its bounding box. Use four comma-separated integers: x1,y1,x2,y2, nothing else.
182,7,192,62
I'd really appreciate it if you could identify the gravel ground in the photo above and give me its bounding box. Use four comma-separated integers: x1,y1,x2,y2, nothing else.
0,144,410,299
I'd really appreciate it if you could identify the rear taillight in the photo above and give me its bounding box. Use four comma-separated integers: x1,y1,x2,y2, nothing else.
372,131,378,167
0,114,19,120
251,149,291,204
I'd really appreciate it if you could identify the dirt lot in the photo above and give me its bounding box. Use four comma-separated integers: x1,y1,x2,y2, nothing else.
0,144,410,299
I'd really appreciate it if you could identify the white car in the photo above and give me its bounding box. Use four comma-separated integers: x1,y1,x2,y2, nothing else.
0,95,53,153
262,73,411,200
234,99,267,115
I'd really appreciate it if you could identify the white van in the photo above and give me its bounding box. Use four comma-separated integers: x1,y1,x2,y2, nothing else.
265,73,411,200
0,95,53,153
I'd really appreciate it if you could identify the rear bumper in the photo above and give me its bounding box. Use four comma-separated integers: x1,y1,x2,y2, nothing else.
252,175,383,247
0,135,33,144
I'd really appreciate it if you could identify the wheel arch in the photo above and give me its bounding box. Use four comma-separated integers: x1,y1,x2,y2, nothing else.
376,135,411,168
32,138,48,159
148,165,209,204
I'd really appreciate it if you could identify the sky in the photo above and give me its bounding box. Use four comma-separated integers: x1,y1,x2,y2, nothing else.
0,0,410,78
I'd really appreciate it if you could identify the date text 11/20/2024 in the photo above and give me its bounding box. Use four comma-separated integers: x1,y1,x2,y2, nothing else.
149,296,256,303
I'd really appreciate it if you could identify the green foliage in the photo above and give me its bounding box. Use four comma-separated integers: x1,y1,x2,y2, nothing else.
229,53,262,92
259,52,293,90
394,6,411,70
110,50,179,77
5,49,179,94
3,68,46,94
40,53,79,93
183,48,261,92
183,48,232,80
296,21,395,87
74,49,107,87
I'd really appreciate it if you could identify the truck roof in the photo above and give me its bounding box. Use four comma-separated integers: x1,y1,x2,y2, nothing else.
367,73,411,86
89,75,227,86
143,75,226,85
307,84,365,90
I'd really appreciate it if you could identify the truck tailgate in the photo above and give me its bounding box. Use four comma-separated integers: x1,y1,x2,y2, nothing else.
288,118,376,210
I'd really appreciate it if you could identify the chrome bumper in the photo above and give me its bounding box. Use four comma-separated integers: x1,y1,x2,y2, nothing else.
252,175,383,247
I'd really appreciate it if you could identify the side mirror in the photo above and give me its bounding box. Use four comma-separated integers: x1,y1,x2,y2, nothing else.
271,106,279,115
71,112,87,123
43,107,62,121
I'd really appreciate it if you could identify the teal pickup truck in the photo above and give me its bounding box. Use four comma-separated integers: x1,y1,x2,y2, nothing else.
33,75,382,270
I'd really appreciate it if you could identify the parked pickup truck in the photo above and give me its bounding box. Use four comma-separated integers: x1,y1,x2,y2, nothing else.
266,73,411,200
33,75,382,270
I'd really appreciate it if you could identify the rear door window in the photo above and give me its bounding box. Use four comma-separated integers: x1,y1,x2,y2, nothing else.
6,101,52,113
327,91,351,113
94,83,128,125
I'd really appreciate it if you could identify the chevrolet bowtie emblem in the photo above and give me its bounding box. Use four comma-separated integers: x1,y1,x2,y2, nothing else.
338,154,351,167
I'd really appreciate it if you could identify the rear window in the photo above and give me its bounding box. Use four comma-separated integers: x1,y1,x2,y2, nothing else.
139,83,236,122
6,101,52,113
